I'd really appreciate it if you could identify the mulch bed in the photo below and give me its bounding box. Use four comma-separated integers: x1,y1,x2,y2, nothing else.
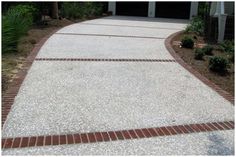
171,32,234,96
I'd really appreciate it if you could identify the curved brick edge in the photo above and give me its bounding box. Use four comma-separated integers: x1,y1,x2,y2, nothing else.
1,29,63,128
35,58,176,62
1,121,234,149
165,31,234,105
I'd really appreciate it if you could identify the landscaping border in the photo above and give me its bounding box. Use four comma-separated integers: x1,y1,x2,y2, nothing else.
2,121,234,149
1,29,61,128
165,31,234,104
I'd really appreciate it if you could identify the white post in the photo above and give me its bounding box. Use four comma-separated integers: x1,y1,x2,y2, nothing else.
218,14,227,42
108,2,116,15
148,2,155,17
190,2,198,19
217,2,227,43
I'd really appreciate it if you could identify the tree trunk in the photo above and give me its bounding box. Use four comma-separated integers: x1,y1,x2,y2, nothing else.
52,2,59,19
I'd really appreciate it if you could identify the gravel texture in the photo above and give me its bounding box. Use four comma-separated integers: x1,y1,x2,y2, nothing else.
2,61,233,138
2,130,234,155
37,35,173,59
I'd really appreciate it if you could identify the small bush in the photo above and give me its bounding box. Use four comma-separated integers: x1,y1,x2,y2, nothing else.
202,45,213,55
209,56,229,73
61,2,103,20
219,40,234,63
9,4,38,22
185,17,204,35
194,48,205,60
219,40,234,53
181,36,194,48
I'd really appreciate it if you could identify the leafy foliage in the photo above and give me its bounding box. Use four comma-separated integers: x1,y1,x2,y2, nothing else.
61,2,103,20
209,56,229,73
181,36,194,49
185,17,204,35
194,48,205,60
197,2,208,18
2,4,35,53
219,40,234,53
219,40,234,63
202,45,213,55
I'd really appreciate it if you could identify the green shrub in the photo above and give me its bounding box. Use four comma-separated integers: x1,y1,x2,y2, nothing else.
82,2,103,17
219,40,234,53
209,56,229,73
9,4,38,22
185,17,204,35
202,45,213,55
181,36,194,48
219,40,234,63
61,2,103,20
194,48,205,60
2,4,35,53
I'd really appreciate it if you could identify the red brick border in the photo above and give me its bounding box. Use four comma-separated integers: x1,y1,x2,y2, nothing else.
1,29,61,128
2,121,234,149
35,58,176,62
165,31,234,104
55,32,166,40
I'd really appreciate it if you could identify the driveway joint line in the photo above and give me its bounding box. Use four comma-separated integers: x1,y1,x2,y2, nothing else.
79,23,183,30
55,33,166,39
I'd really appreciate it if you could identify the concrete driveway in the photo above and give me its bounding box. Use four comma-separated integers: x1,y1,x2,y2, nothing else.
2,16,234,155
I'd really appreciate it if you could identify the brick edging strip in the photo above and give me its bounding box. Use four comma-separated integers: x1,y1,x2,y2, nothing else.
35,58,176,62
165,31,234,104
2,121,234,149
55,32,166,40
1,29,62,128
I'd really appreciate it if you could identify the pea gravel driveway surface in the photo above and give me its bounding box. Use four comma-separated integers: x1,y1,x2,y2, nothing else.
2,16,234,155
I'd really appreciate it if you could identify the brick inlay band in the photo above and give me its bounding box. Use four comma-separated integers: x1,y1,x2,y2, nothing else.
35,58,176,62
2,121,234,149
55,33,166,39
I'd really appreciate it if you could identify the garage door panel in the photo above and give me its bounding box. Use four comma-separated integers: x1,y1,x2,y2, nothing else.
116,2,148,17
155,2,191,19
